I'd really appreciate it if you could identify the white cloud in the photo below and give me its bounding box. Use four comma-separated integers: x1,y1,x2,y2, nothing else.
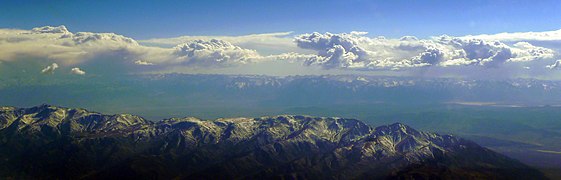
265,52,317,63
134,60,154,65
509,42,556,62
141,32,292,46
139,32,301,55
70,67,86,75
170,39,261,66
41,63,59,74
294,32,557,70
0,25,264,70
546,60,561,69
0,25,140,65
461,29,561,42
2,25,561,76
30,25,71,34
294,32,378,69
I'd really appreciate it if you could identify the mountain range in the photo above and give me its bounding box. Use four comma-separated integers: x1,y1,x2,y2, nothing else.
3,74,561,121
0,105,546,179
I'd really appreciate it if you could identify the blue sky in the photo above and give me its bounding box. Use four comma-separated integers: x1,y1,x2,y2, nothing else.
2,0,561,39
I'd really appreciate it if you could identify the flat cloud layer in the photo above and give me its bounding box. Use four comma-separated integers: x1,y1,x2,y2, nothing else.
0,25,560,77
461,29,561,42
139,32,303,55
140,32,293,47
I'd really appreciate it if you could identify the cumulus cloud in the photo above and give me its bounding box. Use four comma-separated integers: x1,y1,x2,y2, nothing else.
171,39,260,66
2,25,561,76
41,63,59,74
509,42,556,62
294,32,557,70
70,67,86,75
0,25,140,65
294,32,378,69
0,25,265,71
31,25,72,34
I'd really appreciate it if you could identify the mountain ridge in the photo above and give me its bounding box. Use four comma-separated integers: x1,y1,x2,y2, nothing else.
0,105,547,179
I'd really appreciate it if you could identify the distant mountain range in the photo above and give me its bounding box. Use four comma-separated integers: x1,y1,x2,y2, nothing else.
136,74,561,105
3,74,561,117
0,105,546,179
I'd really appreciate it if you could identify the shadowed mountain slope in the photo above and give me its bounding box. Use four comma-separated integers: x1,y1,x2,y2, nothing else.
0,105,546,179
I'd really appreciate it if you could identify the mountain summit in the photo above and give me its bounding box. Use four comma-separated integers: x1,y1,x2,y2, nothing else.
0,105,546,179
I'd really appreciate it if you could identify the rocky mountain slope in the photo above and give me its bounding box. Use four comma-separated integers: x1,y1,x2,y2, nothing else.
0,105,546,179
